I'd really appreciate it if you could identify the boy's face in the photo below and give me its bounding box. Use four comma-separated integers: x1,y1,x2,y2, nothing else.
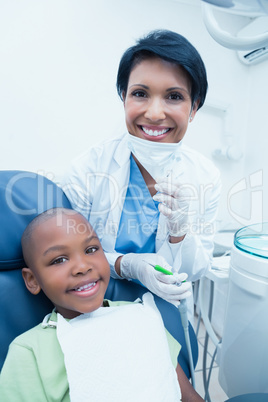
23,212,110,319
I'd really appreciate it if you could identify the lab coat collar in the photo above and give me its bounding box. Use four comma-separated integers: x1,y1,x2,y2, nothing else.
113,133,131,167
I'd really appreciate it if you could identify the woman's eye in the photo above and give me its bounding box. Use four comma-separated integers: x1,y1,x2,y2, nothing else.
168,92,183,101
131,90,147,98
51,257,67,265
86,246,98,254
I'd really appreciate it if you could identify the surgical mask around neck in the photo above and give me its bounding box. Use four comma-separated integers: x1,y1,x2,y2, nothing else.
127,134,182,180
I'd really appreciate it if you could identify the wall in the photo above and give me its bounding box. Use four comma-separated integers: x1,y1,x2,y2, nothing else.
0,0,267,228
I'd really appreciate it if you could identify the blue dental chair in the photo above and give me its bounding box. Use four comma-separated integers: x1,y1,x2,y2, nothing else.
0,170,198,379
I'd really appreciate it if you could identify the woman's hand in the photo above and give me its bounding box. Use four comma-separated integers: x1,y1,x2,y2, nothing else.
119,253,191,306
153,174,191,238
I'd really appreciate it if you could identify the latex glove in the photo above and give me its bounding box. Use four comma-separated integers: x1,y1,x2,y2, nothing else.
120,253,192,306
153,174,191,237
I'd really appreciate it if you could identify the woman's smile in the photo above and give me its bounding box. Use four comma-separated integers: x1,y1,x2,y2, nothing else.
138,125,173,140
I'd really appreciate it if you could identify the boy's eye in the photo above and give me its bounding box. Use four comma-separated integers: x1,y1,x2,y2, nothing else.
51,257,67,265
86,246,98,254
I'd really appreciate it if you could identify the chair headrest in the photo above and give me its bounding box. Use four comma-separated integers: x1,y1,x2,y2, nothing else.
0,170,72,270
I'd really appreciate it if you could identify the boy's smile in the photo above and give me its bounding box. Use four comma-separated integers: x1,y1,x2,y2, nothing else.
69,279,98,293
22,210,110,319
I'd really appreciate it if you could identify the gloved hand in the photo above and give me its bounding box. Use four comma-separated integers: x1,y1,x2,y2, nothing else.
153,174,191,237
120,253,192,306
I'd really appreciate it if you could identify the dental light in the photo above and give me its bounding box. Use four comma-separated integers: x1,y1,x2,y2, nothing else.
201,0,268,58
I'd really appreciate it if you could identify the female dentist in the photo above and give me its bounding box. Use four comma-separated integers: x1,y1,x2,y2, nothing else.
62,30,221,322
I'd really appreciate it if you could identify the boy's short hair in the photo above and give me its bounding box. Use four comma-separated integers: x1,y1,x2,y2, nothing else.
21,207,75,266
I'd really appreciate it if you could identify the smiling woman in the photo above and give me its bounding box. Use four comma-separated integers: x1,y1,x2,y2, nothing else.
61,29,221,323
123,59,195,144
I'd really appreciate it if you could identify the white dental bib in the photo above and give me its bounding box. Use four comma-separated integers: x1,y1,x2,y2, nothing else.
56,293,181,402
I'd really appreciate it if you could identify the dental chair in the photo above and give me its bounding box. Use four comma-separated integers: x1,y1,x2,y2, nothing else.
0,170,198,380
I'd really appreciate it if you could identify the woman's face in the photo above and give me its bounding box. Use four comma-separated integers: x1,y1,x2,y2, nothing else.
123,57,198,143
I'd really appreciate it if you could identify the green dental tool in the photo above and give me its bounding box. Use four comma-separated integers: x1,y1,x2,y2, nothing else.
144,261,173,275
144,261,186,284
153,264,173,275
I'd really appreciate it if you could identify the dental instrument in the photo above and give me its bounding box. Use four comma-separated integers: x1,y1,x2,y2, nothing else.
153,264,174,276
145,261,196,388
145,262,187,284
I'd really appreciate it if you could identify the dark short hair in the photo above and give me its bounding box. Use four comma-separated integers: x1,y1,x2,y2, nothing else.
116,29,208,110
21,207,82,267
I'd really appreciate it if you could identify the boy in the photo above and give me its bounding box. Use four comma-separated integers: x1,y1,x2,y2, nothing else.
0,208,203,401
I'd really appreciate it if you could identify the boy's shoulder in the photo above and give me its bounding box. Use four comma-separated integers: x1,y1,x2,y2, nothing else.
1,311,69,402
10,310,57,350
9,303,133,349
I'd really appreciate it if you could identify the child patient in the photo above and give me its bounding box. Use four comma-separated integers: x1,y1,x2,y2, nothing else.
0,208,203,401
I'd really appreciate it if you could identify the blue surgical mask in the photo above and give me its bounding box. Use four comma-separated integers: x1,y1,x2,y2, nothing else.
127,134,182,180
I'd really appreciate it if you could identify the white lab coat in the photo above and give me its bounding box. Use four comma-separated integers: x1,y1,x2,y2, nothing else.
62,133,221,317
